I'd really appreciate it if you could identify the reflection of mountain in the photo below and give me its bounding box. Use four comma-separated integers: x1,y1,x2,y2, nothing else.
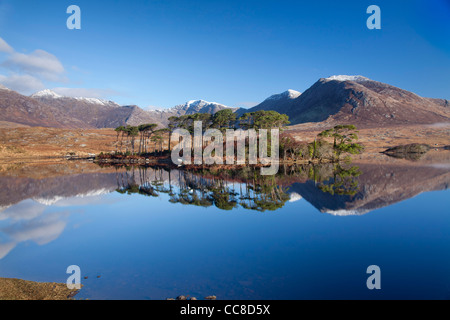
0,172,118,209
0,161,449,215
289,163,450,215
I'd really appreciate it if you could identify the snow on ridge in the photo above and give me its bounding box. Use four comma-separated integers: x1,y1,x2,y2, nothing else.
31,89,118,106
73,96,116,106
169,99,230,111
31,89,63,98
265,89,301,101
0,84,12,91
326,75,370,82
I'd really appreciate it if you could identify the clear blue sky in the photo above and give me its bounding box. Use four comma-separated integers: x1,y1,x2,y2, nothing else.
0,0,449,109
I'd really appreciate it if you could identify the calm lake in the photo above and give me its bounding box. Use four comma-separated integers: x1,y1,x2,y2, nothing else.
0,157,449,300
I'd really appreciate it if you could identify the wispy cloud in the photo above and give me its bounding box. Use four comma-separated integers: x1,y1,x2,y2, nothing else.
0,37,13,53
0,73,45,93
0,37,66,94
51,87,120,99
0,37,120,99
3,49,66,82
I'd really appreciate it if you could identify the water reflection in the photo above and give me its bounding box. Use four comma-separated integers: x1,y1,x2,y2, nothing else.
114,166,292,212
0,160,448,260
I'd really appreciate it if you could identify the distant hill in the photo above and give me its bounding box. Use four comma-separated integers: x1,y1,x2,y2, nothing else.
0,87,237,129
0,86,90,129
145,100,239,127
30,89,164,129
238,89,301,117
246,75,450,127
1,75,449,129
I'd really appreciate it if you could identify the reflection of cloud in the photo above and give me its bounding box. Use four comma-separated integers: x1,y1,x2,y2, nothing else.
2,211,68,245
0,200,46,221
0,242,15,259
0,200,69,259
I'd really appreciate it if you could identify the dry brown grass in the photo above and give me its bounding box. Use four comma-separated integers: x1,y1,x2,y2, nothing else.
0,278,80,300
0,127,117,160
0,123,448,164
286,123,450,162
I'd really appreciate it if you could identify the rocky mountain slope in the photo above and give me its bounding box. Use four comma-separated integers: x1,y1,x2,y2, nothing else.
0,86,90,128
248,75,449,127
237,89,301,117
146,100,238,127
1,75,449,129
30,89,163,128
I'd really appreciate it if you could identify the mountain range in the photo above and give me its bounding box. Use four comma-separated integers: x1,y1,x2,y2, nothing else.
0,75,448,129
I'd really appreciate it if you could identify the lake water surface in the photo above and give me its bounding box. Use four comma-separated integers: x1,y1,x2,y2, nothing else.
0,159,449,300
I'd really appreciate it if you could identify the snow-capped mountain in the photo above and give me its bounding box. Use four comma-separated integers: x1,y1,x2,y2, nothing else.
245,75,449,127
31,89,120,107
1,74,448,129
264,89,301,101
30,89,161,128
145,99,239,126
173,99,236,114
238,89,302,117
0,86,90,128
30,89,63,99
325,75,370,82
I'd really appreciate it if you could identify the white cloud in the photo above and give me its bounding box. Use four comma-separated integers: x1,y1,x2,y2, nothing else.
0,37,13,53
3,49,66,81
51,87,119,99
0,36,120,100
0,73,45,94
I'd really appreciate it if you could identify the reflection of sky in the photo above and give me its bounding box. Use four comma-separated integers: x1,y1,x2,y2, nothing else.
0,193,118,260
0,176,449,299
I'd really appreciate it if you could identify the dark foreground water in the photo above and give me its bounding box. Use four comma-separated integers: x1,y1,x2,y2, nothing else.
0,160,449,299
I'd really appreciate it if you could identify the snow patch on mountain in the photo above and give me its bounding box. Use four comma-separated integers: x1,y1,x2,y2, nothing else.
325,75,370,82
72,97,115,106
0,84,12,91
31,89,118,106
265,89,301,101
31,89,62,99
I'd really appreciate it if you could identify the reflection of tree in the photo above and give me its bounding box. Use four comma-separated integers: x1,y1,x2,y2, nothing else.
111,162,360,212
115,166,170,197
239,176,290,212
317,164,361,196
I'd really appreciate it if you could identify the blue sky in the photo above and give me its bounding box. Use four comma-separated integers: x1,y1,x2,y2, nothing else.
0,0,449,109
